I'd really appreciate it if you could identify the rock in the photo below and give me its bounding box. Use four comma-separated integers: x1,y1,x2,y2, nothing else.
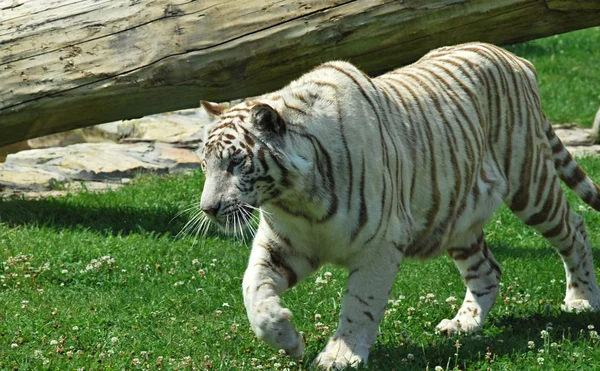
26,107,208,148
0,181,122,201
553,125,600,156
0,106,213,195
118,108,210,144
0,142,200,192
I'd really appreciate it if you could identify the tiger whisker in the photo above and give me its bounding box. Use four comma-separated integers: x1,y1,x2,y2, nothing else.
177,209,203,239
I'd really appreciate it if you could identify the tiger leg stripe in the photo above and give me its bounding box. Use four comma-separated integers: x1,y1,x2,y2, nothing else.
559,211,600,311
314,245,403,369
437,234,501,335
509,164,600,311
242,241,317,358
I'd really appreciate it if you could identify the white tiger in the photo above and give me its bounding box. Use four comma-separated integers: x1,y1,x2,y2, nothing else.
198,42,600,369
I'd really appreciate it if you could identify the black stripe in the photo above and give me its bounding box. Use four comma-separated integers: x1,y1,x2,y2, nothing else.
351,157,368,242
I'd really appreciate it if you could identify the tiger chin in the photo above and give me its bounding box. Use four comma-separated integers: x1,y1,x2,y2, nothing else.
197,42,600,370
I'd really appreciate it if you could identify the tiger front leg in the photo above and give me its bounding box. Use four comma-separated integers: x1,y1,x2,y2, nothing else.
314,245,403,370
436,234,502,335
243,239,315,358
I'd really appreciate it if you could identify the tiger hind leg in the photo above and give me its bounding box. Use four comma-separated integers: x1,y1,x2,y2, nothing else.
436,232,502,335
509,162,600,312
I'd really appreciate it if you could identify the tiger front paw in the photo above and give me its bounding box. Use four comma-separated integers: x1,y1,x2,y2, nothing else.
313,337,368,370
562,297,600,313
248,298,304,358
435,316,482,336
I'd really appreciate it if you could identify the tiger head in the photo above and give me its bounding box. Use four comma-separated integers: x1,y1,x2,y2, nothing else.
198,100,307,233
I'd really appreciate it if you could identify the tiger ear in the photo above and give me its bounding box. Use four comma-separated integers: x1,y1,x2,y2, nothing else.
200,100,228,119
251,104,286,135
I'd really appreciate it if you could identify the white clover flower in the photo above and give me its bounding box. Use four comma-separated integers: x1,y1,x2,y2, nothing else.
315,276,328,285
192,259,200,265
11,343,18,349
72,326,79,331
407,353,415,361
540,330,548,338
50,340,59,346
445,296,457,304
111,337,118,345
435,366,444,371
528,340,535,349
537,357,544,365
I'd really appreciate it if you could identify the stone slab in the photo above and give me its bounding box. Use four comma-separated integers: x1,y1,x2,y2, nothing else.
0,142,200,191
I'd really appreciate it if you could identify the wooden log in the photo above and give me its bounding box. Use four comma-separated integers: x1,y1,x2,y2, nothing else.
1,0,600,147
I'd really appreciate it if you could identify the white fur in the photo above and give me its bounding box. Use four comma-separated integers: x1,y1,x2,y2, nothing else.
200,43,600,369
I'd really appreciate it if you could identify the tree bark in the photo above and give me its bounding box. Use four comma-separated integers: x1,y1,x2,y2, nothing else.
1,0,600,147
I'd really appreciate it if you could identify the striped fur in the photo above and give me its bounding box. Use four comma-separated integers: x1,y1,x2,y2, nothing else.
198,42,600,369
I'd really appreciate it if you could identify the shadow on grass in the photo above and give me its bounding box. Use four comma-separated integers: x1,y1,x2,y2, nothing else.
370,310,600,370
0,196,223,239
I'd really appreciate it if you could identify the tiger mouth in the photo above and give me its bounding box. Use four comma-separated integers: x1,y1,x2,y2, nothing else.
213,204,255,232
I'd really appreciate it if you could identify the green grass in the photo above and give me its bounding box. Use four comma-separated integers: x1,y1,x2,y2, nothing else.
2,29,600,370
505,27,600,126
1,158,600,370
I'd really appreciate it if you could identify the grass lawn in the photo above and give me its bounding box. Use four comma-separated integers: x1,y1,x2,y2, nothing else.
506,27,600,126
1,160,600,370
1,29,600,370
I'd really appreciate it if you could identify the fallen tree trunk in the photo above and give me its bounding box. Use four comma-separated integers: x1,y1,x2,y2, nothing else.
1,0,600,147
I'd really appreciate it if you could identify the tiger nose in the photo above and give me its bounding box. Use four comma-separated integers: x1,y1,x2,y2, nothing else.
202,203,220,217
